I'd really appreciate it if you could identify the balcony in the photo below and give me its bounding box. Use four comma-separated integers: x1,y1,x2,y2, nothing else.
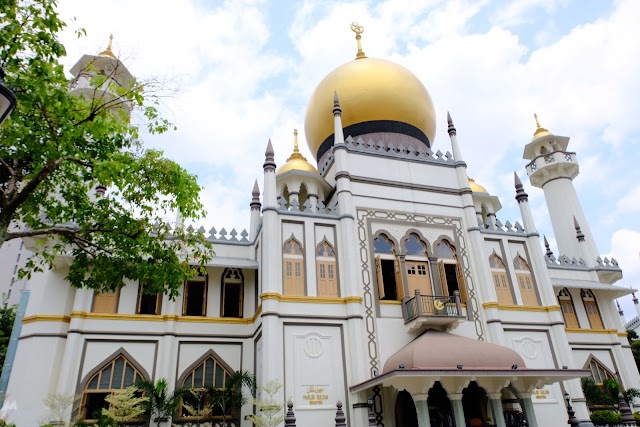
402,290,466,332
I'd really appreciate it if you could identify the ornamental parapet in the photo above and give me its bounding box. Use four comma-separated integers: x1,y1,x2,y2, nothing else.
478,217,526,235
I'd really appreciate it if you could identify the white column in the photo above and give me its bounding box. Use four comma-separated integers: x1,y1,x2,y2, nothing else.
489,394,506,427
449,394,466,427
414,394,432,427
520,394,539,427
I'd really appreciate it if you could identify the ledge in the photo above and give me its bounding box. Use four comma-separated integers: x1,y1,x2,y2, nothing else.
260,293,362,304
482,302,561,312
564,328,619,334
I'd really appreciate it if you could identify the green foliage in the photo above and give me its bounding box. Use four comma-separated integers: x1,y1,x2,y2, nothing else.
627,329,638,342
42,392,81,426
0,0,213,298
0,299,16,376
246,380,285,427
102,386,148,425
582,377,618,408
589,410,622,425
634,411,640,422
135,377,186,425
631,340,640,372
209,370,256,427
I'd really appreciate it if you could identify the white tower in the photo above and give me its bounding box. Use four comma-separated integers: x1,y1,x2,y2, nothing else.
523,115,598,264
68,35,134,121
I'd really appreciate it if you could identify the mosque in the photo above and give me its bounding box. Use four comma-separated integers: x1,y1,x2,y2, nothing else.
4,25,639,427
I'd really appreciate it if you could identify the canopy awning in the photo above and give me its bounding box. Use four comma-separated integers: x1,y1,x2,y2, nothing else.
552,279,635,298
350,368,590,394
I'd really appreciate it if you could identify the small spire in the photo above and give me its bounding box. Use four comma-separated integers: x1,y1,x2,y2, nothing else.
250,180,261,210
99,33,116,59
544,235,554,257
263,139,276,171
617,300,624,315
514,172,528,203
447,111,456,136
573,216,585,242
350,22,366,59
333,91,342,116
633,289,638,305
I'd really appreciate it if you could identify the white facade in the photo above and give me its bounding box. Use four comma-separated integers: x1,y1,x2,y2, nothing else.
3,46,639,427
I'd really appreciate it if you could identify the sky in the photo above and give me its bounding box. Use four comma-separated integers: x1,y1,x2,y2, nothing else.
55,0,640,320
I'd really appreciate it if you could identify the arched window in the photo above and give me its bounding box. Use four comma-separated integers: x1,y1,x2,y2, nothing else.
283,238,305,296
403,234,431,297
178,352,234,420
316,240,338,297
82,353,145,421
513,255,539,306
581,289,604,329
298,183,309,211
373,234,403,301
557,288,580,328
586,356,617,385
183,270,208,316
489,252,513,305
435,240,467,303
221,268,243,318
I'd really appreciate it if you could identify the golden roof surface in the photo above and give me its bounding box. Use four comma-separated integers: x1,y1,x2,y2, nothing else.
304,25,435,160
99,34,116,59
277,129,319,175
532,113,551,141
468,177,488,193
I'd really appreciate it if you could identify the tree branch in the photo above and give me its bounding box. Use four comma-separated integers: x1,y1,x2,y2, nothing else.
7,225,80,240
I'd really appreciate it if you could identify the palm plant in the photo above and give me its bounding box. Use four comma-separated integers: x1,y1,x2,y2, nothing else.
135,378,186,426
209,370,256,427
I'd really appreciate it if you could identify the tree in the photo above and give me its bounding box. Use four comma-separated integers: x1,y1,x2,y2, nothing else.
0,0,213,298
246,380,285,427
102,386,148,425
181,388,213,427
42,392,80,426
0,299,16,376
135,378,186,426
209,370,256,427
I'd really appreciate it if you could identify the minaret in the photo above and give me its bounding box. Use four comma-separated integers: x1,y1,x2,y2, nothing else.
617,301,626,328
447,112,463,161
514,172,537,233
633,292,640,320
69,34,135,121
522,114,598,264
249,180,261,240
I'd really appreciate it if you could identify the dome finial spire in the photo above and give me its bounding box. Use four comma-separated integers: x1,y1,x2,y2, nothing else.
532,113,551,140
99,33,116,59
350,22,366,59
293,129,299,154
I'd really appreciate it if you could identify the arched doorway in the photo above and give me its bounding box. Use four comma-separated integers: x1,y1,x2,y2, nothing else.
462,382,489,426
427,382,454,427
395,390,419,427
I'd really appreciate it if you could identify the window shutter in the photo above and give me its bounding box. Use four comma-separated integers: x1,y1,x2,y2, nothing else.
375,256,385,299
395,258,405,300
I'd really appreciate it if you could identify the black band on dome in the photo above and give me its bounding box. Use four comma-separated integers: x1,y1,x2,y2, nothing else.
316,120,431,160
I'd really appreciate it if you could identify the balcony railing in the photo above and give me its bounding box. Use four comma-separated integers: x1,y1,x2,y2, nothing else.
403,290,463,323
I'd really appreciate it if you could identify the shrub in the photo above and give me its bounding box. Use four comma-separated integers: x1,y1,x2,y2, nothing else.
634,411,640,422
590,410,621,425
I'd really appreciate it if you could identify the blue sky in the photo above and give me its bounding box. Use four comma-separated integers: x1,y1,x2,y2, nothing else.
56,0,640,319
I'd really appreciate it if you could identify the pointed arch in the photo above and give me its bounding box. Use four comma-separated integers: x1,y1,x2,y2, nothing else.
79,348,149,421
513,254,539,306
316,239,338,297
372,232,403,301
401,233,432,297
557,288,580,328
298,182,309,211
283,236,305,296
402,233,429,257
489,251,513,305
583,354,617,385
434,239,467,303
373,232,397,255
282,184,290,206
581,289,604,329
176,350,236,420
221,268,244,318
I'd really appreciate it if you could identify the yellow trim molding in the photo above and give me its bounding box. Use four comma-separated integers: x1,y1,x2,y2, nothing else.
482,302,561,312
565,328,619,334
617,331,628,337
260,293,363,304
380,300,402,305
22,315,71,324
68,308,264,325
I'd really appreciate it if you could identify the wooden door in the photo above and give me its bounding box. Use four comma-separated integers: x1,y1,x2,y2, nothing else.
406,261,431,296
284,259,304,295
517,273,539,306
317,261,338,297
93,290,118,313
492,272,513,305
560,300,579,328
584,300,604,329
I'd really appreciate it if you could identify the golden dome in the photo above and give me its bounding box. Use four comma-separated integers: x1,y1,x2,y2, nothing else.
277,129,319,175
99,34,116,59
532,113,550,141
304,57,436,160
468,178,488,193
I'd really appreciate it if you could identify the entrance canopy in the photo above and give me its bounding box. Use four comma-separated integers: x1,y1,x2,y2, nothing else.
351,330,589,394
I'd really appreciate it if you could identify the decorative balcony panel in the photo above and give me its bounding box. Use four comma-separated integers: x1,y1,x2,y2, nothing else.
402,291,465,332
